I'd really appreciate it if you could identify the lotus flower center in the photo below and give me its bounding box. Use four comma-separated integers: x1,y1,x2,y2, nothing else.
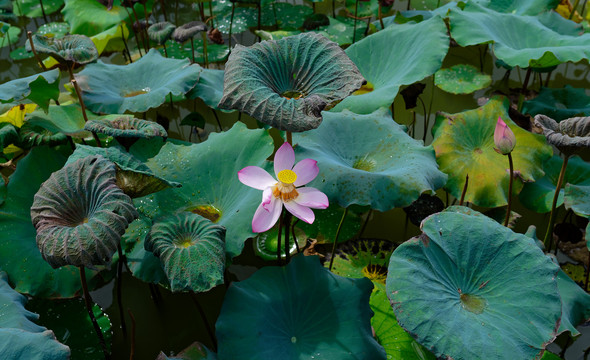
277,169,297,184
272,181,299,202
174,236,194,248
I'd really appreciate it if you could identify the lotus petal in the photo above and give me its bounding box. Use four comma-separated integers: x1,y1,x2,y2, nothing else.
432,96,552,207
386,207,561,360
534,114,590,155
31,155,138,269
294,108,447,211
148,21,176,45
0,69,60,112
172,21,207,43
216,255,386,359
77,49,201,114
523,86,590,121
26,34,98,66
218,32,364,132
145,213,225,293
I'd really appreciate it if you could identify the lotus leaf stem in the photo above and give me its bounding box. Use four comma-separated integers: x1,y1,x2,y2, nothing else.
359,209,372,238
582,0,588,16
329,207,349,271
504,153,514,227
277,208,283,265
148,283,162,305
123,7,142,57
332,0,336,17
190,37,196,63
39,0,48,23
175,0,179,26
352,0,359,43
27,31,47,71
419,96,428,142
80,266,110,360
208,2,215,27
211,108,222,131
117,243,127,337
162,42,168,57
257,1,261,33
284,212,292,263
189,292,218,352
570,0,581,19
120,24,133,63
291,218,300,252
459,173,468,206
286,131,292,146
228,4,235,51
407,0,411,10
586,252,590,291
71,79,103,147
201,32,209,68
543,155,569,252
159,0,168,21
127,308,136,360
521,67,532,94
378,3,384,30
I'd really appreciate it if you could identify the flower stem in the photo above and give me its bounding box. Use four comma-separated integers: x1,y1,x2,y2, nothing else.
504,153,514,227
211,108,222,131
543,155,570,252
71,79,102,147
189,291,218,352
127,309,136,360
570,0,581,19
79,266,110,360
291,218,300,253
201,32,209,69
286,131,292,146
459,173,469,206
120,24,133,63
27,31,47,71
329,207,349,271
190,38,196,63
116,243,127,337
284,212,292,263
277,209,283,265
358,208,372,238
352,0,359,43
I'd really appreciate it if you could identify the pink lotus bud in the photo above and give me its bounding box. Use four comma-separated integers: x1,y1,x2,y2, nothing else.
494,117,516,155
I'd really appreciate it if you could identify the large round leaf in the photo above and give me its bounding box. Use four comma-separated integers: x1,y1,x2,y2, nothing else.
331,15,449,114
555,268,590,336
216,255,386,360
432,96,552,207
448,2,590,68
386,207,561,360
472,0,560,15
186,68,232,112
294,108,447,211
522,85,590,121
434,64,491,94
13,0,64,18
218,32,364,132
0,69,60,112
27,34,98,66
77,49,201,114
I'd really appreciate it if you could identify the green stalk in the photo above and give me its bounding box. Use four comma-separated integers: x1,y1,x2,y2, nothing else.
352,0,359,43
543,155,569,251
459,174,468,206
503,153,514,227
116,244,127,337
200,32,209,68
328,207,349,271
79,266,110,360
570,0,581,19
277,209,283,265
284,212,292,263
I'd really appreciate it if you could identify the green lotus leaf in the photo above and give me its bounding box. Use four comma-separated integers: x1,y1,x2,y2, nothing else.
295,108,447,211
0,69,60,112
0,3,15,22
534,114,590,155
67,144,181,198
386,208,561,360
180,112,205,129
186,68,232,111
0,176,5,206
523,86,590,121
434,64,491,94
16,122,68,149
145,212,225,293
216,255,386,359
345,0,384,18
0,146,108,297
267,2,313,30
25,103,99,138
519,155,590,213
252,223,306,261
85,116,167,139
77,49,201,114
564,183,590,217
297,204,363,244
0,122,18,152
448,2,590,68
254,29,301,41
555,267,590,336
0,25,21,48
157,39,229,63
370,283,436,360
313,16,367,47
28,298,112,360
157,342,216,360
472,0,559,15
37,22,71,38
0,272,70,360
10,46,35,60
13,0,63,17
218,32,365,132
215,6,256,34
30,155,138,269
432,96,552,207
148,21,176,45
332,16,449,114
27,34,98,66
172,21,207,43
328,238,394,283
129,122,274,259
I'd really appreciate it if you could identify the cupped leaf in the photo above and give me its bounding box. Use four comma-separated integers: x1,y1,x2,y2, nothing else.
25,103,98,137
534,114,590,155
13,0,64,17
16,122,68,149
564,183,590,217
0,272,70,360
434,64,491,94
295,108,447,211
448,2,590,68
10,46,35,60
332,15,449,114
519,155,590,213
77,49,201,114
0,69,60,112
523,86,590,121
27,34,99,66
85,116,167,139
36,22,70,38
148,21,176,45
172,21,207,43
216,255,386,360
386,207,561,360
31,155,138,269
218,32,365,132
145,212,226,293
432,96,552,207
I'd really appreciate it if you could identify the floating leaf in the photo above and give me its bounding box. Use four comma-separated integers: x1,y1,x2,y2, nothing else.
434,64,491,94
295,108,447,211
157,38,229,63
332,16,449,114
36,22,70,38
218,32,364,132
216,255,386,359
523,86,590,121
432,96,552,207
13,0,63,18
534,114,590,155
9,46,35,60
298,204,363,244
386,207,561,360
77,49,201,114
0,25,21,48
314,16,368,46
0,69,60,112
267,2,313,30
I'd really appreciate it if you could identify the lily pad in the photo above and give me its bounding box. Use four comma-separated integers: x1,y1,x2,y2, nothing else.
519,155,590,213
332,16,449,114
0,25,21,48
314,16,368,47
158,38,229,63
254,29,301,41
564,183,590,217
218,32,365,132
216,255,386,359
265,2,313,30
36,22,70,38
9,46,35,60
522,86,590,121
432,96,552,207
0,271,70,360
448,2,590,68
386,207,561,360
145,212,226,293
0,69,60,112
77,49,201,114
434,64,492,94
294,108,447,211
13,0,63,18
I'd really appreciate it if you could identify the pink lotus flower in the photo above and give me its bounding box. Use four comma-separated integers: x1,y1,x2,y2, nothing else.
494,116,516,155
238,142,329,233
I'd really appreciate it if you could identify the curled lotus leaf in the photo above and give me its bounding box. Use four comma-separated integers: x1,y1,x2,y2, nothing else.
26,34,98,66
148,21,176,45
144,212,226,293
534,114,590,155
294,108,447,211
30,155,138,269
386,207,561,360
16,122,68,149
216,255,386,360
522,85,590,121
0,69,60,112
76,49,201,114
84,116,167,139
172,21,207,43
218,32,365,132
